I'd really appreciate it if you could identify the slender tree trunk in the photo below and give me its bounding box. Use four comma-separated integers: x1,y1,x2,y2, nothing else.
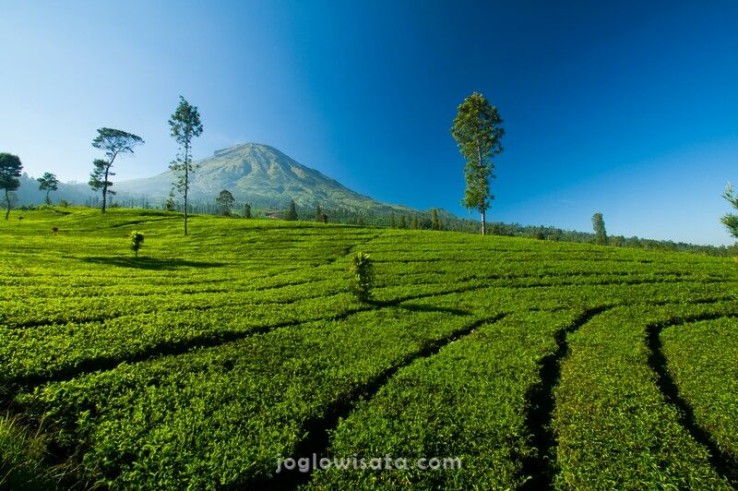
477,139,486,235
4,189,9,220
101,167,110,214
184,144,189,236
101,156,117,214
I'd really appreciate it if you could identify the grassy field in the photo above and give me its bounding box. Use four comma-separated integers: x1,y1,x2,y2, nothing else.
1,208,737,490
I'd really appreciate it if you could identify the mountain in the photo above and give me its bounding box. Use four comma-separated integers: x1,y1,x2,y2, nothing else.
14,143,465,226
114,143,413,213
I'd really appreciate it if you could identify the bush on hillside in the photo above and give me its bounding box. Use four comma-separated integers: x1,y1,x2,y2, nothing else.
130,231,144,257
349,251,373,303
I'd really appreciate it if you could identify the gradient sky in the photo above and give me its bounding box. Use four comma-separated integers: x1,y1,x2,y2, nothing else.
2,1,738,245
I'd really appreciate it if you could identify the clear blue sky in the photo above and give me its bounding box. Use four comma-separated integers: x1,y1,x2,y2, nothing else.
2,0,737,245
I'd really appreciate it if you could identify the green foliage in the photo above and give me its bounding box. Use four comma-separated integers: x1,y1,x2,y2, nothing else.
554,305,737,489
130,231,144,257
721,183,738,239
89,158,115,211
90,128,144,214
0,413,60,491
36,172,59,205
314,205,328,223
164,189,176,212
285,199,298,221
2,210,738,489
309,311,574,490
430,208,441,230
451,92,504,235
662,317,738,461
215,190,234,216
242,203,252,219
91,128,144,160
0,153,23,220
349,251,374,302
592,212,608,245
169,96,204,235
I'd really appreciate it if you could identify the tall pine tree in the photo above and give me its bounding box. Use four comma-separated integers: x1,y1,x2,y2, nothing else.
169,96,203,235
451,92,504,235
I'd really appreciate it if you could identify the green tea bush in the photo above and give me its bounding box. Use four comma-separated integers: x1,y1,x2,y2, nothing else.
130,231,144,257
349,251,373,303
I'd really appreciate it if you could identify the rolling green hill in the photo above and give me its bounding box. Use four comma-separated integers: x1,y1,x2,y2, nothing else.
2,209,738,490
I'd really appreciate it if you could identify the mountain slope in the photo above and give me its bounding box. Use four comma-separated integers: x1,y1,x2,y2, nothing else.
115,143,407,212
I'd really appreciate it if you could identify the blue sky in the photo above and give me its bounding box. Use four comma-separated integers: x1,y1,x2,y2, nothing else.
2,1,737,245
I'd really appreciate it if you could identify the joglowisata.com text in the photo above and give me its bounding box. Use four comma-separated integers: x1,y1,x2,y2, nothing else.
276,454,463,473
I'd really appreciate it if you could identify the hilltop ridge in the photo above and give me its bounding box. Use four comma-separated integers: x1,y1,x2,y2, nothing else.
114,143,411,213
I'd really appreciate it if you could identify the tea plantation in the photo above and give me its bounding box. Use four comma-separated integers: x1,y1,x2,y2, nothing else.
1,209,737,490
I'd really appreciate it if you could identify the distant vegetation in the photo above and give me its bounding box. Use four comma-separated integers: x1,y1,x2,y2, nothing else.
8,193,738,256
592,212,608,245
215,189,235,216
285,199,298,221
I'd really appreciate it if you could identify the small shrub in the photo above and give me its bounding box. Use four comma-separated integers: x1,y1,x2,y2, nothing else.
130,231,144,257
51,227,58,236
349,251,373,303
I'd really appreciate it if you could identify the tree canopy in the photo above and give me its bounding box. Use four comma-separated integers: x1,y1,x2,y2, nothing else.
90,128,144,213
216,189,235,215
0,153,23,219
37,172,59,205
592,212,608,245
92,128,144,163
451,92,504,235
